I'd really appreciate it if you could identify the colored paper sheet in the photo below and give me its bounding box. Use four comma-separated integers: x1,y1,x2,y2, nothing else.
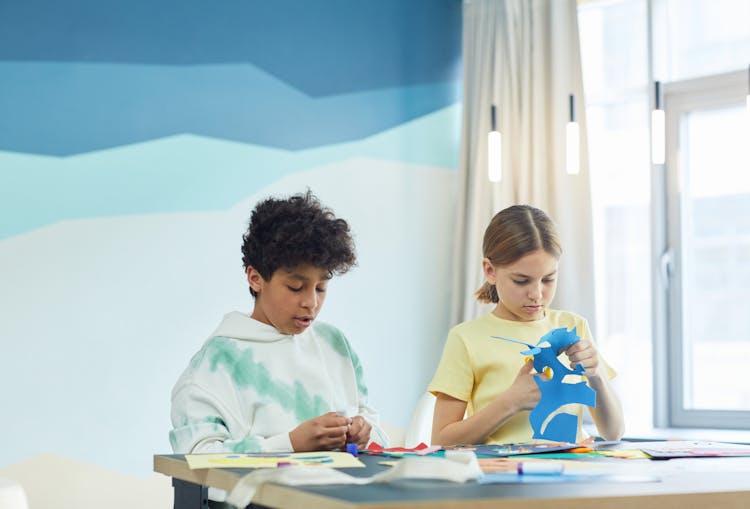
596,449,651,459
365,442,431,453
470,442,581,457
363,442,442,458
185,451,365,469
378,460,399,467
479,472,660,484
633,441,750,459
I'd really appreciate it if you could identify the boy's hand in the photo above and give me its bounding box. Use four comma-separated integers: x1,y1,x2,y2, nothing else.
564,338,602,378
289,412,350,452
346,416,372,449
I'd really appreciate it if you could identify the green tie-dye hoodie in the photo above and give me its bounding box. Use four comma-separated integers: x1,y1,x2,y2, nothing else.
169,311,388,453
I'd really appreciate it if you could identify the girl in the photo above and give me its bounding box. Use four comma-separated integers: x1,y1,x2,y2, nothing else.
429,205,624,445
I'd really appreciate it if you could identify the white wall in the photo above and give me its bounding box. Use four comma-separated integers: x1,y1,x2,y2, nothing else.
0,157,455,477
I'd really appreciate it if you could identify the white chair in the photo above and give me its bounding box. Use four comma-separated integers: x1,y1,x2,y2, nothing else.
404,392,437,448
0,478,28,509
380,421,406,447
0,454,172,509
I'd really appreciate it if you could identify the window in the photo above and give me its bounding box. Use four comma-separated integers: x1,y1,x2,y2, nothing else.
663,71,750,427
579,0,750,432
653,0,750,82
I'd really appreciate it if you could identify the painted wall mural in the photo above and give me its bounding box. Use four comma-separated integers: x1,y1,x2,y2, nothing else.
0,0,462,478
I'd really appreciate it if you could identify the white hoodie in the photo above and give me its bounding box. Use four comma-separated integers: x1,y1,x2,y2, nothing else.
170,311,388,453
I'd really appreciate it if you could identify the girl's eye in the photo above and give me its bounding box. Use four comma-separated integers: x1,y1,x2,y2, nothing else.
513,280,528,285
543,278,556,284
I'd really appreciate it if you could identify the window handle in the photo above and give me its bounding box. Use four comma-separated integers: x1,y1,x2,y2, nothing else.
659,248,674,289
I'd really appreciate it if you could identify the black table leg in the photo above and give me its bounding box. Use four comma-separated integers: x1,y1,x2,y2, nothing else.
172,478,209,509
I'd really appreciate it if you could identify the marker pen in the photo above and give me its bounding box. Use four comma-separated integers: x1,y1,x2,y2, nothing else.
517,462,565,475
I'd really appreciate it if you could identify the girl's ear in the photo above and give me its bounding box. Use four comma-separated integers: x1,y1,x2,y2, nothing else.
246,266,265,294
482,258,496,284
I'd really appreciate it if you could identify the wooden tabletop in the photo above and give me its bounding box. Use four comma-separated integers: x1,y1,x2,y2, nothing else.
154,452,750,509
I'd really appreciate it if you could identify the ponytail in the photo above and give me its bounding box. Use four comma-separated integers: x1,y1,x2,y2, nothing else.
475,281,499,303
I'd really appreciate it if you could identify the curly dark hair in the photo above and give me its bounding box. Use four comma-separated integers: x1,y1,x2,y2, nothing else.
241,190,356,297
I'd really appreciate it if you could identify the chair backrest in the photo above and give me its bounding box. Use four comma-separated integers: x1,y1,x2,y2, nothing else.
0,478,29,509
0,454,172,509
404,392,437,448
379,421,406,447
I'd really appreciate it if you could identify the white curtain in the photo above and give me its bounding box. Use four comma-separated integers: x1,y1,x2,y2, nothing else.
451,0,596,331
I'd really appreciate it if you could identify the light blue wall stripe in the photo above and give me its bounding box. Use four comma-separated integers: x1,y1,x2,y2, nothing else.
0,105,460,240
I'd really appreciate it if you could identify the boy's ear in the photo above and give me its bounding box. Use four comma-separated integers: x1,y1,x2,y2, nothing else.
482,258,496,285
246,266,265,294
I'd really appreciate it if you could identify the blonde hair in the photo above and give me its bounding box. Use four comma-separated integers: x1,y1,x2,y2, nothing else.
475,205,562,303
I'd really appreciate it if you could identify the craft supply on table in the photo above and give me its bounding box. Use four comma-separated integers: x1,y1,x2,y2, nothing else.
477,457,565,474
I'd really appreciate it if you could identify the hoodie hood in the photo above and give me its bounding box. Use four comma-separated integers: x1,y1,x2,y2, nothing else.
209,311,293,343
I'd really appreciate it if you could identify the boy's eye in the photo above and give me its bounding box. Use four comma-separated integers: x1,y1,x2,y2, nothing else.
287,286,303,292
315,287,327,293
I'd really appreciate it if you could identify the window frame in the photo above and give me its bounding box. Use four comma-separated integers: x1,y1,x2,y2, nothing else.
658,69,750,429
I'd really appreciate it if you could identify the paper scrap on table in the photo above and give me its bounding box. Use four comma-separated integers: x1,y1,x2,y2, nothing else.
226,451,483,508
633,440,750,459
479,472,660,484
185,451,365,469
366,442,437,454
379,460,399,467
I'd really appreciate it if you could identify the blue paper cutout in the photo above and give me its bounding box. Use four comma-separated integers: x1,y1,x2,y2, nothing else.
492,327,596,442
535,412,580,443
491,335,541,356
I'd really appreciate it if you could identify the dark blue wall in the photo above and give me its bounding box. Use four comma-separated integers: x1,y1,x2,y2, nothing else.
0,0,462,155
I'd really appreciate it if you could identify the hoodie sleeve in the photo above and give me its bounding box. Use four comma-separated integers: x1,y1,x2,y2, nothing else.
170,382,293,454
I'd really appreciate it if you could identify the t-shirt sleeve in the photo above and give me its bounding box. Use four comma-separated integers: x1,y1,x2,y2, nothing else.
427,329,474,401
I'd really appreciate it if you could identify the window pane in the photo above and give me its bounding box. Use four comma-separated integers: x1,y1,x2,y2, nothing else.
653,0,750,81
579,0,648,97
681,104,750,411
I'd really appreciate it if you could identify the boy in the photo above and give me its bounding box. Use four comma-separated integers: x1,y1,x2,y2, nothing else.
170,190,387,454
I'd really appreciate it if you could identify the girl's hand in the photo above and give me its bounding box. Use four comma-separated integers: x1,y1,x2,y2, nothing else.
289,412,350,452
346,415,372,449
564,338,602,378
506,360,546,411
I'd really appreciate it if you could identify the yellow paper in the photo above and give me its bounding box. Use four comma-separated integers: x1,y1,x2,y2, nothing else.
595,449,651,460
185,451,365,469
379,460,399,467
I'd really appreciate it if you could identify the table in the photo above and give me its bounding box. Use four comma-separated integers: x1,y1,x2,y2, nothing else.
154,451,750,509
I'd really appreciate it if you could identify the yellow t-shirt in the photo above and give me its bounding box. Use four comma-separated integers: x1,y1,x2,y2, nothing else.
428,310,615,444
